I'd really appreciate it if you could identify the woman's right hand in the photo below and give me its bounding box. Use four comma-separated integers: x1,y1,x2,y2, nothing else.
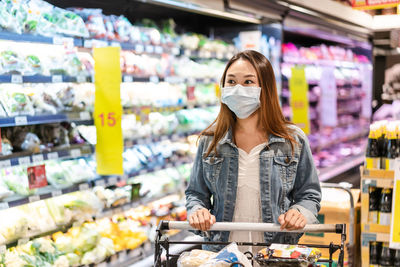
188,208,216,231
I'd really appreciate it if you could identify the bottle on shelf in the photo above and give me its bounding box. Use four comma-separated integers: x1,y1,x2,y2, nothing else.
366,124,381,169
394,249,400,267
380,242,394,266
370,241,381,267
379,188,393,226
369,187,381,224
385,123,399,170
380,122,388,169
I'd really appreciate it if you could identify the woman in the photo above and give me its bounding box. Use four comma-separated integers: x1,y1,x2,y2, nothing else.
185,50,321,254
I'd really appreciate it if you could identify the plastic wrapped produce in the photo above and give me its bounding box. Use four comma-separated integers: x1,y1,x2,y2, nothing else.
178,249,217,267
0,207,29,245
2,166,36,196
72,8,107,39
0,50,24,74
0,86,35,116
256,244,322,266
201,243,251,267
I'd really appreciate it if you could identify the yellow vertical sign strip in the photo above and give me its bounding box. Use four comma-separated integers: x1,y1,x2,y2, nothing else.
390,158,400,249
289,67,310,134
93,47,123,175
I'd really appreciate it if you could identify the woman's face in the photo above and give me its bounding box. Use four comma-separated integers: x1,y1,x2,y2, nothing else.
224,59,260,87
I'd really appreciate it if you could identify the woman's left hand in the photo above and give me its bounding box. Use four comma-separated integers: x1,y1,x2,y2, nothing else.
278,209,307,230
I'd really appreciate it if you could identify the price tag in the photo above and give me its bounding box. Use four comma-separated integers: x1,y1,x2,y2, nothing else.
216,52,223,59
53,36,63,45
123,75,133,83
0,202,9,210
95,179,106,187
118,251,127,262
172,47,180,55
14,116,28,126
204,78,211,84
146,45,154,53
77,75,87,83
204,51,211,58
187,77,195,85
111,42,121,47
155,46,163,54
161,135,168,141
47,152,58,160
52,75,63,83
145,137,152,143
18,157,31,166
184,49,191,57
84,39,93,48
52,190,62,197
70,149,81,158
0,160,11,168
80,112,91,120
32,154,44,163
29,195,40,202
92,40,108,48
11,75,23,83
18,238,29,246
135,44,144,53
79,183,89,191
149,76,159,83
0,245,6,254
108,177,118,186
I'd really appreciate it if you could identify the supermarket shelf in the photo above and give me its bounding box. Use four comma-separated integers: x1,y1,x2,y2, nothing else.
125,103,218,115
0,74,91,83
318,153,365,182
0,144,93,170
122,75,218,84
0,112,92,127
124,131,199,148
361,231,390,247
0,31,80,46
182,48,233,61
282,56,371,68
361,223,391,234
313,129,368,152
0,157,191,211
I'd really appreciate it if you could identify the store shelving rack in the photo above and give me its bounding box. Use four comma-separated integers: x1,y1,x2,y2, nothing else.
360,167,394,267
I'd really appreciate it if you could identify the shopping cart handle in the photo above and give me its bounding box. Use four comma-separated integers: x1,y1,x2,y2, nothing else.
159,221,344,234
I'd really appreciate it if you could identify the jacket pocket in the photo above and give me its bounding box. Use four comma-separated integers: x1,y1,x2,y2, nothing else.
273,156,298,190
202,156,224,188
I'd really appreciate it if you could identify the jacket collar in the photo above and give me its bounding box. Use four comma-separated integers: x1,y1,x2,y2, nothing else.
218,128,286,146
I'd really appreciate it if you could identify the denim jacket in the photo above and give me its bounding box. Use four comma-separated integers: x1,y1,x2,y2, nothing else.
185,125,321,251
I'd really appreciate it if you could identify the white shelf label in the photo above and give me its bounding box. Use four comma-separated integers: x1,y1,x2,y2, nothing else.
108,177,118,186
11,75,23,84
216,52,223,59
95,179,106,187
47,152,58,160
0,245,6,254
111,42,121,47
145,137,152,143
79,183,89,191
187,77,195,85
135,44,144,53
70,149,81,158
52,75,63,83
136,139,144,145
184,49,191,57
123,76,133,83
77,75,87,83
203,78,211,84
155,46,163,54
0,202,9,210
92,40,108,47
161,135,168,141
29,195,40,202
18,238,29,246
80,112,91,120
172,47,180,55
146,45,154,53
51,190,62,197
0,160,11,168
84,40,93,48
53,36,63,45
18,157,31,166
149,76,159,83
204,51,211,58
14,116,28,126
32,154,44,163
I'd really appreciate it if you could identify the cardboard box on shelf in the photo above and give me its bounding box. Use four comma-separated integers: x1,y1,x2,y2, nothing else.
299,188,361,267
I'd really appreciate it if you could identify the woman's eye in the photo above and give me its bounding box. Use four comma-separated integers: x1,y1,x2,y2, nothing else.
226,79,235,84
245,80,254,84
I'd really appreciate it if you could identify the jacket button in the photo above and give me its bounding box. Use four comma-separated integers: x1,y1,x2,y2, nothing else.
285,157,290,164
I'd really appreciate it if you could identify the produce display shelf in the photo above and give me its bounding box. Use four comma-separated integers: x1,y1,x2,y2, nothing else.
0,157,192,211
0,112,92,127
0,144,93,169
313,129,368,152
125,103,218,115
318,153,365,181
124,131,199,148
183,48,233,61
0,31,81,46
282,57,371,69
0,74,92,83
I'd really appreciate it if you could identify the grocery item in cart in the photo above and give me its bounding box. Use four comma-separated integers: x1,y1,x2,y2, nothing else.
201,243,252,267
256,244,321,266
177,249,217,267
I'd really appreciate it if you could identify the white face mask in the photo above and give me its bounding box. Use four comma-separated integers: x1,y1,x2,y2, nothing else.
221,84,261,119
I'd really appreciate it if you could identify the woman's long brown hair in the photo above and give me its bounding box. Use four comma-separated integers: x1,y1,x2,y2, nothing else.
200,50,296,157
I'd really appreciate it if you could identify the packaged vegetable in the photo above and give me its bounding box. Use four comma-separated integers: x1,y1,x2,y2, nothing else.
177,249,217,267
201,243,252,267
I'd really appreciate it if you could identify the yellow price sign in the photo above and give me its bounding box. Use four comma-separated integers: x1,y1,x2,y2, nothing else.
289,67,310,135
93,47,123,175
390,158,400,249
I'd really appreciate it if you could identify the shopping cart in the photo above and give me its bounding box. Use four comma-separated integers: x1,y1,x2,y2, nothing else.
155,221,346,267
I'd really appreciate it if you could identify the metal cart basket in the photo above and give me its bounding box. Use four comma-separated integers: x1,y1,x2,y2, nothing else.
155,221,346,267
